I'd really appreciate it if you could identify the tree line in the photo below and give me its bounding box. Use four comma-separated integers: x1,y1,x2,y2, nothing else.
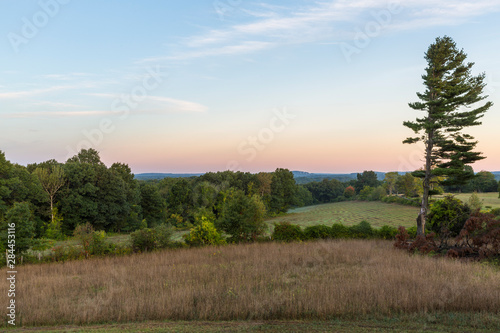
1,148,498,248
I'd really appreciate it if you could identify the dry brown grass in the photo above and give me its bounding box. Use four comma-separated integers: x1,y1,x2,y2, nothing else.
3,240,500,326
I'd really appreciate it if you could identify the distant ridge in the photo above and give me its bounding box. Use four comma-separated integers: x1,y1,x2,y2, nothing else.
135,171,500,182
135,173,204,180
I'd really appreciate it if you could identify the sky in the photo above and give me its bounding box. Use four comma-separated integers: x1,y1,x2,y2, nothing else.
1,0,500,174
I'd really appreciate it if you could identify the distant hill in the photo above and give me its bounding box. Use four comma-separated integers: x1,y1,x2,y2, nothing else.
292,171,386,184
135,173,204,180
135,170,500,183
492,171,500,181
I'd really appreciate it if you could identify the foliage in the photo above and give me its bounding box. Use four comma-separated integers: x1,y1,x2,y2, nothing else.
467,192,483,212
216,190,267,242
292,185,314,207
381,195,421,207
369,186,387,201
490,208,500,217
358,186,373,200
303,224,331,240
428,195,471,240
59,149,134,233
348,221,374,239
167,213,190,229
394,227,438,254
305,178,345,204
456,212,500,259
344,186,355,198
396,173,421,198
395,212,500,260
33,164,65,224
73,222,114,256
355,171,380,194
272,222,304,242
377,225,399,240
0,202,36,255
139,183,166,227
330,223,351,238
184,217,226,247
269,168,297,213
383,172,399,195
43,207,65,240
130,224,174,252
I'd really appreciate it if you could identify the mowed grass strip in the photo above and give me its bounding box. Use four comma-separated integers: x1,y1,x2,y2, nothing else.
4,240,500,327
7,315,500,333
267,201,419,228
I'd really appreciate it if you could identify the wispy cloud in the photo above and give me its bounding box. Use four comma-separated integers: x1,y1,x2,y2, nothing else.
40,73,95,81
138,0,500,63
2,110,111,118
0,86,73,99
30,101,84,109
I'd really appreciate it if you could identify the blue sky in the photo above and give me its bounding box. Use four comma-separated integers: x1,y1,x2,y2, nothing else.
1,0,500,173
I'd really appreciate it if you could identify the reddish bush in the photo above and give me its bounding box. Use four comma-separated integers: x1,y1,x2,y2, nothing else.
457,212,500,259
395,213,500,261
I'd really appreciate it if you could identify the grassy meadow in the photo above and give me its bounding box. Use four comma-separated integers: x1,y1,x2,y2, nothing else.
3,240,500,330
266,201,419,229
436,192,500,209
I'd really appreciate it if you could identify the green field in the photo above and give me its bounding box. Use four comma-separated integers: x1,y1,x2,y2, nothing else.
266,201,420,229
436,192,500,209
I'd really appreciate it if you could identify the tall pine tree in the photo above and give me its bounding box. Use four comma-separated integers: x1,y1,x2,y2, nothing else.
403,36,492,235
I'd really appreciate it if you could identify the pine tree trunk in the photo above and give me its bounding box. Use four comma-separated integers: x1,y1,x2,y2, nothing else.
418,130,433,236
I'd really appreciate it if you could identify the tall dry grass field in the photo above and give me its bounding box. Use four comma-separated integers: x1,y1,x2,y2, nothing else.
2,240,500,326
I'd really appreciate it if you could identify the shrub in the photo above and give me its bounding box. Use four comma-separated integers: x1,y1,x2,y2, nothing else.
304,225,331,240
381,196,421,207
130,228,157,252
330,223,350,239
394,226,438,254
489,208,500,217
467,192,483,212
349,221,374,239
73,223,114,256
406,226,418,238
155,224,174,249
344,186,355,198
428,195,471,240
377,225,398,240
44,208,65,240
73,223,95,256
130,224,174,252
217,190,267,242
184,217,226,247
89,230,114,256
272,222,304,242
457,212,500,259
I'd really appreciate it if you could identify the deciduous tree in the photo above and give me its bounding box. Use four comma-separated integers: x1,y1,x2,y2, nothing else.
34,165,65,225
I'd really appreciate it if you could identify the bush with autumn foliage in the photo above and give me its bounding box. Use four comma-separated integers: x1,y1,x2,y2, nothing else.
394,212,500,261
